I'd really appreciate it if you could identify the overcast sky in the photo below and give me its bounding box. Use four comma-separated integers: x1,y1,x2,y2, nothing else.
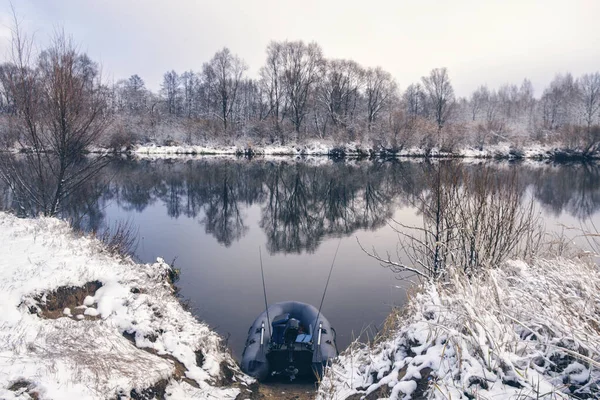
0,0,598,97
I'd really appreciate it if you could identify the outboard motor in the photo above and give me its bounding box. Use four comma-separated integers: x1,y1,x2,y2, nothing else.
283,318,300,344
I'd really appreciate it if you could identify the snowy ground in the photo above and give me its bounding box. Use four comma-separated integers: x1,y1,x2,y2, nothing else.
0,212,252,399
318,258,600,399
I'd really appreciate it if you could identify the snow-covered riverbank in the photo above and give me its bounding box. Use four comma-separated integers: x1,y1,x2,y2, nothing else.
0,212,251,399
318,258,600,399
124,141,599,161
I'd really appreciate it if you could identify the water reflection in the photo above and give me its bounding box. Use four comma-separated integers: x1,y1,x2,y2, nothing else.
0,153,110,231
2,158,600,253
528,163,600,220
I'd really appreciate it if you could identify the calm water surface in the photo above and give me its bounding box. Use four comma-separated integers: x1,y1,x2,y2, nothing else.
3,157,599,358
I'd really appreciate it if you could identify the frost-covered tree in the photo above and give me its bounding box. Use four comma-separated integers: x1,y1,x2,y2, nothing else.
203,48,247,131
497,84,519,122
540,73,578,130
161,70,180,115
578,72,600,130
180,70,200,118
518,79,536,129
116,74,147,113
259,41,286,133
365,67,396,132
484,89,500,126
402,83,427,119
469,85,489,122
279,41,324,133
422,68,455,130
317,59,364,131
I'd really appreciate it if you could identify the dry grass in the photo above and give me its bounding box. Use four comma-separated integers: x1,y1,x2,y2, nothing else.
95,219,139,257
319,256,600,399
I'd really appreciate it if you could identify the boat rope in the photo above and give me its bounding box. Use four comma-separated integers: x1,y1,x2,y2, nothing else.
313,238,342,339
259,246,272,341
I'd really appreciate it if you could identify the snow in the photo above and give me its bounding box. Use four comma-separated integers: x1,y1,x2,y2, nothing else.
115,141,595,161
0,212,250,399
318,258,600,399
135,144,241,156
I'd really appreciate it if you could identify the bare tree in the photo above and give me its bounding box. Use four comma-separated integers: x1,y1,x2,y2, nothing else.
540,73,578,130
116,74,147,113
422,67,455,131
365,67,396,132
161,70,180,115
317,59,364,132
579,72,600,131
518,78,536,129
0,19,111,216
497,83,519,122
203,48,247,131
279,41,324,134
402,83,427,119
180,70,200,119
259,42,286,135
469,85,489,122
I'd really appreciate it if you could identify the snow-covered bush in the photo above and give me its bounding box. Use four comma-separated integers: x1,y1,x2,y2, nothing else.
319,257,600,399
0,212,249,399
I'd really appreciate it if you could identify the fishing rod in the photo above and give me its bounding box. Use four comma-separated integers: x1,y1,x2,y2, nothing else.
312,238,342,344
259,246,272,343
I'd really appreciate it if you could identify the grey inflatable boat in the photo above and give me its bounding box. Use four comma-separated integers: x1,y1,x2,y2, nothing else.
241,301,338,381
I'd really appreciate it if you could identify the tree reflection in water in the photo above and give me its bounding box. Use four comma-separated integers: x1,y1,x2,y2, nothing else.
1,157,599,254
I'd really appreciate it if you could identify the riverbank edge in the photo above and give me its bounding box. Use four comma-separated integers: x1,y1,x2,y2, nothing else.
104,142,600,162
3,141,598,161
0,212,254,400
317,257,600,399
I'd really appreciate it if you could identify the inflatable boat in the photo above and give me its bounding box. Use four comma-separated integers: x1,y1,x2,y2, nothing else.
241,301,338,381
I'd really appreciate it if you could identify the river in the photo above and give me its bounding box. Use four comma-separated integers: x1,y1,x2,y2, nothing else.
2,156,599,358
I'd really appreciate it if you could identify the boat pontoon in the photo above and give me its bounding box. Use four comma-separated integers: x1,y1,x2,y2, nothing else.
241,301,338,381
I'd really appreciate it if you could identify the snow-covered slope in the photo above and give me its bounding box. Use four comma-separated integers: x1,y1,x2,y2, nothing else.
319,258,600,399
0,212,250,399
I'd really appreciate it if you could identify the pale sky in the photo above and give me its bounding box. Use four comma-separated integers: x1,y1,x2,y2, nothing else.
1,0,598,97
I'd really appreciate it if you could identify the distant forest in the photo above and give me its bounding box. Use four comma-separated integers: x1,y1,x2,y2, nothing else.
1,37,599,153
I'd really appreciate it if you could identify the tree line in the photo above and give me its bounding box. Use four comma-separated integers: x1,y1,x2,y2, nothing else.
0,28,599,153
103,42,600,153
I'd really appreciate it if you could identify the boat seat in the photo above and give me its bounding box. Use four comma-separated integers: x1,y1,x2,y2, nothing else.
271,313,290,326
295,334,312,343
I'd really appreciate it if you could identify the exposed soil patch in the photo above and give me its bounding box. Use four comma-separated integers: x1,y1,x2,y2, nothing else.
238,382,316,400
33,281,103,319
8,380,40,399
216,361,236,386
413,367,432,398
236,377,317,400
129,379,168,400
345,385,392,400
345,365,432,400
195,349,205,367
